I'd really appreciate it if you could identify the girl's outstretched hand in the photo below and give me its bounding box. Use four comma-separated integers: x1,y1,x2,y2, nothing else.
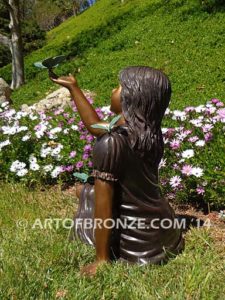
49,70,78,90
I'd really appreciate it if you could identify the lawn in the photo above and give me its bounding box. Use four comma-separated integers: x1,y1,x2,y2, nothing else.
0,183,224,299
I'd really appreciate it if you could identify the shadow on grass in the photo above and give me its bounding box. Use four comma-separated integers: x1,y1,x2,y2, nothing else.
175,214,205,233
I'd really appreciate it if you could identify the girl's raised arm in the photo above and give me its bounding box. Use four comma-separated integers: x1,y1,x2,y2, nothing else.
49,72,108,137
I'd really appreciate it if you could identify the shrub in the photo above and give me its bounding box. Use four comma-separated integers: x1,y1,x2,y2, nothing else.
0,97,224,208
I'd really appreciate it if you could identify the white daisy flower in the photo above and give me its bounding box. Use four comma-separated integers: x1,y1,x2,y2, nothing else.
16,169,28,177
51,166,63,178
22,134,31,141
181,149,194,159
195,140,206,147
191,167,204,178
71,125,78,131
169,176,182,188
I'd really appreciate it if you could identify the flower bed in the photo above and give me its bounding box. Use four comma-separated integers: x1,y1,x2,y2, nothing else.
0,98,224,208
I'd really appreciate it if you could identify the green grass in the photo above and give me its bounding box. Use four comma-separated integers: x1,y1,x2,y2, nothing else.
0,183,225,299
0,0,225,109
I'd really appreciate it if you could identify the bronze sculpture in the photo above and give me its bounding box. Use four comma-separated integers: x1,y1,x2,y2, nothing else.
50,66,185,276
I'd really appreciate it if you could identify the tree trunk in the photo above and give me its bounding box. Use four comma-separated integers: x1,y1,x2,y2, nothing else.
9,0,24,89
0,0,25,89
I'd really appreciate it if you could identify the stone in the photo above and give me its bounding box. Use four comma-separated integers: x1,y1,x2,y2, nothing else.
20,87,96,113
0,78,12,104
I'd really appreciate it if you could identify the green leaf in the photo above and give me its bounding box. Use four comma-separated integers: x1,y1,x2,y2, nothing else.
91,124,110,132
34,62,47,69
73,172,89,183
109,114,121,129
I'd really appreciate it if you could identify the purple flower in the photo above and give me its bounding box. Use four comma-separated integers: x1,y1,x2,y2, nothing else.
82,153,89,160
204,132,213,142
86,135,94,142
76,161,83,169
63,113,70,118
184,106,195,113
78,121,85,128
160,179,168,186
67,118,75,125
84,145,92,152
217,108,225,119
188,136,199,143
69,151,77,158
211,98,220,104
58,121,64,127
80,135,86,140
34,124,42,131
88,161,93,168
170,139,180,150
65,165,74,172
196,186,205,195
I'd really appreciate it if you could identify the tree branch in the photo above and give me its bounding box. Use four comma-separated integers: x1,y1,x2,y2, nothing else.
0,33,11,48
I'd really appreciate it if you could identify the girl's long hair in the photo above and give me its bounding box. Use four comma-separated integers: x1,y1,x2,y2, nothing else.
119,66,171,165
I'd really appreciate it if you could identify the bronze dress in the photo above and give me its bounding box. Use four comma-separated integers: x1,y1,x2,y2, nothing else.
73,124,184,265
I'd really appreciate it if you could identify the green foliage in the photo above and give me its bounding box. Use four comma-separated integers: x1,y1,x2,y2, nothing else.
0,0,224,109
21,19,46,55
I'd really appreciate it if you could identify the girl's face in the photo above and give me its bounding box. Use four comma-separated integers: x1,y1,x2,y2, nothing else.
110,85,122,114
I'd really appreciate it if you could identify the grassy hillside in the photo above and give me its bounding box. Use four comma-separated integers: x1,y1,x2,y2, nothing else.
0,0,225,109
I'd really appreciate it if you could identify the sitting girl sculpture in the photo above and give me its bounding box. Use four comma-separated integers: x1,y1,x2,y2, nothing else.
50,66,184,276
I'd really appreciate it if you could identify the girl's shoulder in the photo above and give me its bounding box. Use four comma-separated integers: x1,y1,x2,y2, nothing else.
92,125,129,181
95,124,128,147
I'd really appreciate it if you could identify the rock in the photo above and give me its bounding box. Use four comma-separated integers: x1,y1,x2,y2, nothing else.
0,78,12,104
20,87,96,113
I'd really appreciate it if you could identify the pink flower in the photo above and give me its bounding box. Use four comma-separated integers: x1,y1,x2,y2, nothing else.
88,161,93,168
211,98,220,104
183,129,192,136
173,163,180,170
169,176,182,188
188,136,199,143
80,135,86,140
217,108,225,119
216,101,224,107
202,124,213,133
184,106,195,113
54,109,64,116
196,186,205,195
181,164,193,176
69,151,77,158
78,121,85,129
67,118,75,125
86,135,94,142
170,139,180,150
